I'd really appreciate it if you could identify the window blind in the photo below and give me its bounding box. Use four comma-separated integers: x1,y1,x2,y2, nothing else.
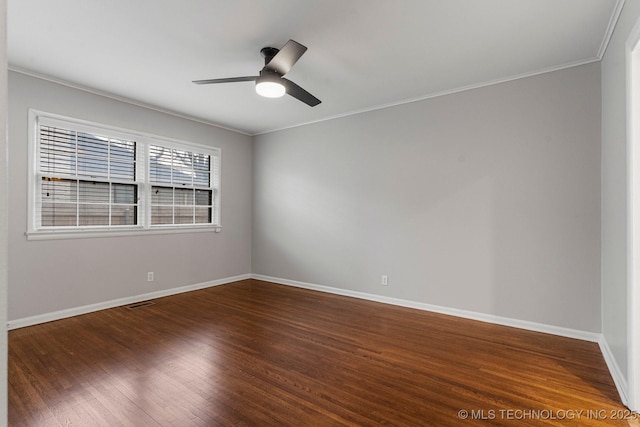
38,125,138,228
149,145,215,225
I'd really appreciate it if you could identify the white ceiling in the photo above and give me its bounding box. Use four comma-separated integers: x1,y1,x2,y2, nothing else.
8,0,622,135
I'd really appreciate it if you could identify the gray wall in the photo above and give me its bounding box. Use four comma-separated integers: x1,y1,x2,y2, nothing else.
253,63,601,332
601,0,640,386
8,71,253,321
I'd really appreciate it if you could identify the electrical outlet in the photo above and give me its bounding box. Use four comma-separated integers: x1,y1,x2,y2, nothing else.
381,275,388,286
147,272,154,282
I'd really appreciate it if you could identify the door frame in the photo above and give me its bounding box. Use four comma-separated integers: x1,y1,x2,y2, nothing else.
626,15,640,413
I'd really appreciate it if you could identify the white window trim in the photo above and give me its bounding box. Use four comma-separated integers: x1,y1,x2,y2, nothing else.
27,109,222,240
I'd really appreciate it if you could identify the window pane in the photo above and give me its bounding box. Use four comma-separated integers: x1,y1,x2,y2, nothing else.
110,160,135,180
79,181,109,203
40,126,76,175
151,186,173,205
112,184,137,204
77,132,109,158
78,204,109,226
76,132,109,178
194,171,210,186
195,207,211,224
195,189,211,206
149,145,172,184
150,165,172,183
173,149,193,170
193,153,210,171
110,139,135,161
151,206,173,225
174,207,193,224
174,188,194,205
42,178,77,202
173,169,193,186
111,205,137,225
41,203,76,227
77,155,108,178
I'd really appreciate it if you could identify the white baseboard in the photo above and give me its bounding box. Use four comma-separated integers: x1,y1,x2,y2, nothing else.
251,274,601,343
599,336,630,407
7,274,252,330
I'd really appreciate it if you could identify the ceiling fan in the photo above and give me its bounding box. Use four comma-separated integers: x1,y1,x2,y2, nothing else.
193,39,321,107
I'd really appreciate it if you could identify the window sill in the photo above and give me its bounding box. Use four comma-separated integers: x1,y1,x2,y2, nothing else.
25,225,222,241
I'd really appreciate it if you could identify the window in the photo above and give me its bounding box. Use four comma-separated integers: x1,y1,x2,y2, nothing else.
39,125,138,228
28,110,221,239
149,145,218,226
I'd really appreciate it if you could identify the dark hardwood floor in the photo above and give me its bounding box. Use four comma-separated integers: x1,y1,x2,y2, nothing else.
8,279,634,426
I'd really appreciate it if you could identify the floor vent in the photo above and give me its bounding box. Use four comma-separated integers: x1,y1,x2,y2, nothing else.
126,301,155,310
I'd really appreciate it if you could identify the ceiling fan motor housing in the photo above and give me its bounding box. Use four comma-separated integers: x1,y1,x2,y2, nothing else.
260,47,280,66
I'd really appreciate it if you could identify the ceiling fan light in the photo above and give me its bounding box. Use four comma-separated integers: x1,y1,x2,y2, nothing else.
256,80,286,98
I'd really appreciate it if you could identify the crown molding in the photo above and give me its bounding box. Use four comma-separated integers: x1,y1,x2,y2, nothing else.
598,0,627,59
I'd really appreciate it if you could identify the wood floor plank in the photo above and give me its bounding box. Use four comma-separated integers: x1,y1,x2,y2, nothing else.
8,279,633,426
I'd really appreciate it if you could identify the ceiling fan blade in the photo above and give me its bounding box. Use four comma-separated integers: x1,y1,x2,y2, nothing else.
265,40,307,76
192,76,257,85
282,78,321,107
